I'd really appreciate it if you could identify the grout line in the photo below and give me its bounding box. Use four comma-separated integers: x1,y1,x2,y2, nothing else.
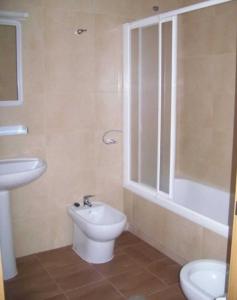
38,259,108,296
35,255,67,298
63,278,106,295
145,262,181,289
106,279,127,299
144,266,169,288
147,283,184,298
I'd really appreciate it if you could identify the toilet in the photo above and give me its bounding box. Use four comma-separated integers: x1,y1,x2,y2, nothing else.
68,201,127,263
180,260,228,300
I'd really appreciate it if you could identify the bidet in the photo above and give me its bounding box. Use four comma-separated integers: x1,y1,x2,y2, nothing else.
68,200,127,263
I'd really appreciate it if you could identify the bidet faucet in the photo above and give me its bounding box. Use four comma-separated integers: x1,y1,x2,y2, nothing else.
83,195,95,207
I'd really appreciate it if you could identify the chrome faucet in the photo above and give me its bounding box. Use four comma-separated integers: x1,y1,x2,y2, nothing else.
83,195,95,207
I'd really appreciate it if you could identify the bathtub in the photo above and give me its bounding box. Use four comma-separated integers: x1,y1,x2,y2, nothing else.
125,178,230,237
173,179,230,238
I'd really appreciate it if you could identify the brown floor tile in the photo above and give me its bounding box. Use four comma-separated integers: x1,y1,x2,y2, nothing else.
147,258,181,285
36,246,83,269
109,269,166,298
93,253,141,277
46,260,90,279
66,280,124,300
6,255,46,281
56,267,103,291
115,231,142,253
124,242,166,266
4,273,61,300
147,284,186,300
6,233,183,300
46,295,68,300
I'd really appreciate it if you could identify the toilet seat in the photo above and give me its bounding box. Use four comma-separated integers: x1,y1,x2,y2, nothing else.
180,260,228,300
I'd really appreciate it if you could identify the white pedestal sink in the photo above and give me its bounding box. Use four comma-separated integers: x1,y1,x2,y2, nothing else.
0,158,47,280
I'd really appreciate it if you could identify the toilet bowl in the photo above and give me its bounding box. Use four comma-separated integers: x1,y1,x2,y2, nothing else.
68,201,127,263
180,260,228,300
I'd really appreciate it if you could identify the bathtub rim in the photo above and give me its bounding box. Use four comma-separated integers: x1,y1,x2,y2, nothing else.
124,180,229,238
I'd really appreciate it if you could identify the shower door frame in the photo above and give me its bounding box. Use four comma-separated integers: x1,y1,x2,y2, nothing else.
123,14,177,201
123,0,233,229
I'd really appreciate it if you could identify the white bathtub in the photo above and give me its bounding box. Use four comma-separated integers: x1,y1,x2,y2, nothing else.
125,178,230,237
173,179,230,237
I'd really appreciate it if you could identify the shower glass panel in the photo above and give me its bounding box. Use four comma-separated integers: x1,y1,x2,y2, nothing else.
140,25,158,188
130,24,159,189
125,15,176,198
159,22,172,194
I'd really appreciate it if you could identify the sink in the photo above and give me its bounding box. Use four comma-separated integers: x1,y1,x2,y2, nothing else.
0,158,47,191
0,157,47,280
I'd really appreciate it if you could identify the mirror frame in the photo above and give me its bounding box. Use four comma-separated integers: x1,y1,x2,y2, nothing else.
0,18,23,106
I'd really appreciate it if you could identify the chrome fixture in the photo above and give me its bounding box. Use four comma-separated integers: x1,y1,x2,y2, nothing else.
75,28,87,35
83,195,94,207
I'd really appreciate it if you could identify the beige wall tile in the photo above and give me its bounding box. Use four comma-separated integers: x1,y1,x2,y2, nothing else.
133,194,166,244
0,0,44,10
138,0,183,17
12,209,73,257
94,0,138,17
44,10,95,95
44,0,94,12
45,92,95,133
176,53,236,191
163,210,203,261
11,174,51,221
95,175,123,211
123,189,134,224
46,131,96,206
0,134,46,159
94,14,124,92
94,92,122,131
202,229,228,261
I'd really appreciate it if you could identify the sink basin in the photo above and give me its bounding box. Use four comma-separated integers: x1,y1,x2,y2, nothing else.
0,157,47,191
0,157,47,280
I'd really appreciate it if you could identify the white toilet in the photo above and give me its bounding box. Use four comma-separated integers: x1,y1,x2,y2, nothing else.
68,200,127,264
180,260,228,300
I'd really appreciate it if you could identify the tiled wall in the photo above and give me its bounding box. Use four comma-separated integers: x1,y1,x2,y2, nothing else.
124,189,228,264
0,0,171,257
176,1,237,191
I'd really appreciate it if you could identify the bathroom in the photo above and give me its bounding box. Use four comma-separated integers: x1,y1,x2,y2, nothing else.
0,0,236,299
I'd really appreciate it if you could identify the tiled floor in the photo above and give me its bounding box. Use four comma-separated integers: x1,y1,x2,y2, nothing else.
4,232,186,300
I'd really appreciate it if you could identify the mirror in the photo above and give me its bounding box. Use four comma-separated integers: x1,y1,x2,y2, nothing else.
0,19,23,106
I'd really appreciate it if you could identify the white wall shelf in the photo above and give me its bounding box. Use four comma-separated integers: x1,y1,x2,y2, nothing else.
0,10,29,21
0,125,28,136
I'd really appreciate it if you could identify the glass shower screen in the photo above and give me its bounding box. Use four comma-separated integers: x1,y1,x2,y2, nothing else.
127,17,176,197
130,24,159,189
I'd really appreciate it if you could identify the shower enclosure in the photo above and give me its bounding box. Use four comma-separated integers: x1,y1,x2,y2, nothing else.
123,0,236,237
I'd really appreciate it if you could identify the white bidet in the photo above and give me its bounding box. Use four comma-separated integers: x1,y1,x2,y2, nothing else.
68,201,127,263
